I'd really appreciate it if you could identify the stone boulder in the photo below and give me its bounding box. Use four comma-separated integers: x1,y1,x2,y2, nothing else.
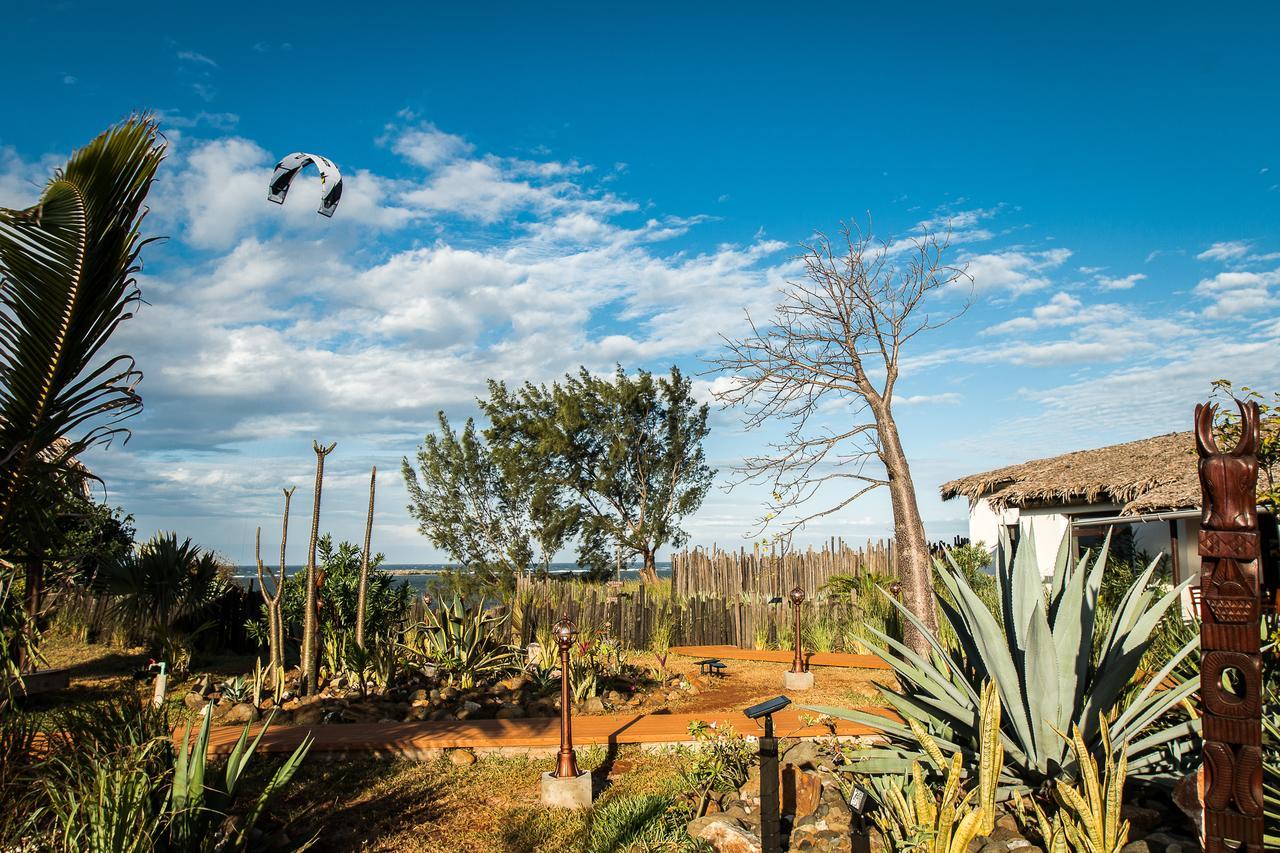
688,816,761,853
222,702,260,724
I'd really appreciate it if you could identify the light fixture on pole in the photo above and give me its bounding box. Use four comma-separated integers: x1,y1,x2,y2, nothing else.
782,587,813,690
745,696,791,853
540,617,593,808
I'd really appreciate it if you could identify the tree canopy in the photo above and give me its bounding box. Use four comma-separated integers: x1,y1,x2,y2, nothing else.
404,365,714,584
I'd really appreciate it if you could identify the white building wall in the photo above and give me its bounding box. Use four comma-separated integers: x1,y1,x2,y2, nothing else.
965,496,1203,618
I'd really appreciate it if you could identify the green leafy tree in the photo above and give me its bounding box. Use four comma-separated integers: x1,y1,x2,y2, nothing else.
0,118,164,685
403,413,572,587
280,534,409,652
482,365,714,583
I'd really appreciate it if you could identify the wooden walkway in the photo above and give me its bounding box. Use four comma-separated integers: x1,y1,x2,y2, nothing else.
200,706,896,759
670,645,891,670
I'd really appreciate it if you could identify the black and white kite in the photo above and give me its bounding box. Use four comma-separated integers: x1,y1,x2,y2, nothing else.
267,152,343,218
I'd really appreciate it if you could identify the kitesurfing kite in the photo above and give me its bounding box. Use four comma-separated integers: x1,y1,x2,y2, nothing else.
267,152,343,217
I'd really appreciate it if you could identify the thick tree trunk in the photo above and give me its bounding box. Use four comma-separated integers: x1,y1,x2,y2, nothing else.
640,548,659,584
876,412,938,655
355,466,376,651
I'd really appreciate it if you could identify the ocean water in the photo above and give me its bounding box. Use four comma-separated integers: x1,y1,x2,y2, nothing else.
231,562,673,596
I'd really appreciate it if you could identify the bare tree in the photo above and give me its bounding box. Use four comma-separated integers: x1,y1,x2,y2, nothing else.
354,466,376,651
301,440,336,695
255,486,295,692
712,221,970,655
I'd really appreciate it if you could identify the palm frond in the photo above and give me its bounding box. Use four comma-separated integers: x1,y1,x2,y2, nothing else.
0,116,164,544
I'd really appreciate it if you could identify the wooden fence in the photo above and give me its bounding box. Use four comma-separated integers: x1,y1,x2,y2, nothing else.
515,577,872,650
670,537,966,601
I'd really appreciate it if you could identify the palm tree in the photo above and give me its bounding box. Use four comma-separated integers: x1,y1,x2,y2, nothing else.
0,117,164,681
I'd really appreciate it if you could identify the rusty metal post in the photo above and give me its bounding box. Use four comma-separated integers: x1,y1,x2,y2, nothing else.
1195,400,1265,851
553,618,580,779
789,587,805,673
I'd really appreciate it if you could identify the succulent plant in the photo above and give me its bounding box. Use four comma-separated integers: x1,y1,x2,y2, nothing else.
807,529,1199,795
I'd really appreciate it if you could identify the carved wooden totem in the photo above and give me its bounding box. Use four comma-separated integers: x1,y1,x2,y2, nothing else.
1196,400,1264,851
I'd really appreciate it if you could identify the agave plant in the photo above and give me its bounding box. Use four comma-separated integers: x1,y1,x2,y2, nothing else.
808,530,1199,795
1264,674,1279,849
401,595,517,688
168,707,313,851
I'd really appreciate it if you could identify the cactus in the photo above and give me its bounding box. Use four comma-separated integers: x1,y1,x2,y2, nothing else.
354,466,376,650
254,486,294,695
301,441,336,696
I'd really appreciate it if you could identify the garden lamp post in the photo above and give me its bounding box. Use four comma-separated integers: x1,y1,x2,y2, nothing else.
553,618,579,779
782,587,814,690
541,616,593,807
788,587,805,673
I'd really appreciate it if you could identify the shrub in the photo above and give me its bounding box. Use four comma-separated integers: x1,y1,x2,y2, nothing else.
807,530,1199,796
401,595,518,688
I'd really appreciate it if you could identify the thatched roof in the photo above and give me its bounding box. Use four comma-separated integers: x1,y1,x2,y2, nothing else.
940,430,1200,515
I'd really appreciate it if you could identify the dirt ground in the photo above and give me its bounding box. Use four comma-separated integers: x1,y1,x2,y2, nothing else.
22,638,894,850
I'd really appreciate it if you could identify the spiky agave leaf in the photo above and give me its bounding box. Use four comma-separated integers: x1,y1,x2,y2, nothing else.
808,529,1199,795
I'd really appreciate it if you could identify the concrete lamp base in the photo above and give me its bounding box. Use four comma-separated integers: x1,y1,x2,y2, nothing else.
541,771,593,809
782,670,815,691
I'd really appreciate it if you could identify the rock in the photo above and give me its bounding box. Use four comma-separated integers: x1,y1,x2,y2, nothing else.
667,691,682,702
690,816,761,853
495,705,526,719
1171,767,1204,842
293,705,324,726
499,673,529,691
781,740,826,772
688,815,742,837
223,702,260,724
994,813,1020,833
1121,804,1163,834
461,700,481,714
440,686,459,701
1118,842,1153,853
406,706,430,721
449,749,476,766
184,692,209,711
410,688,428,702
785,768,823,821
719,799,759,829
606,690,625,703
583,697,606,714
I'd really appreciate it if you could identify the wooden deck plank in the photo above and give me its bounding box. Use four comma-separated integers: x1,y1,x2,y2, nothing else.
197,706,897,758
669,645,891,670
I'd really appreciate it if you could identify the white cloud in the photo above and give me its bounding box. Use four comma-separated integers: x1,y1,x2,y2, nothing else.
390,124,472,168
959,247,1071,295
1096,272,1145,291
177,50,218,67
1196,241,1250,262
896,393,961,406
1194,269,1280,318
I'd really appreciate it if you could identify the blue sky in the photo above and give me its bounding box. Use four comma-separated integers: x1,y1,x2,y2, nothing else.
2,3,1278,563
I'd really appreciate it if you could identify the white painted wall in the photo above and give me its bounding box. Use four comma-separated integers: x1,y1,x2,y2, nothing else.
963,496,1203,619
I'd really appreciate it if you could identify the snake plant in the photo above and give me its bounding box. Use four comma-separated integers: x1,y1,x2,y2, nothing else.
808,529,1199,795
868,683,1003,853
1026,719,1130,853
